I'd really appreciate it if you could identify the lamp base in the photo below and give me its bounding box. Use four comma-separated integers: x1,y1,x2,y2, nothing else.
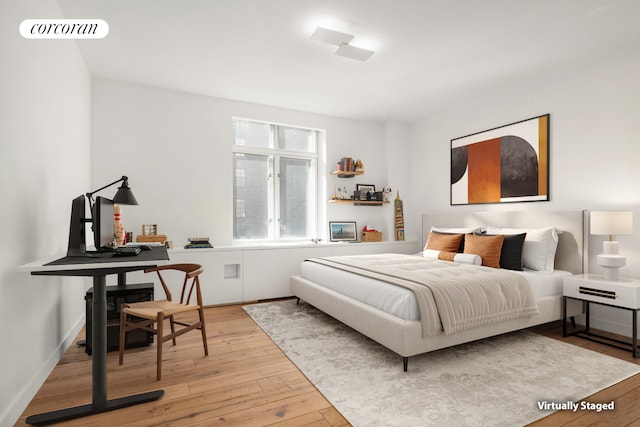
597,253,626,281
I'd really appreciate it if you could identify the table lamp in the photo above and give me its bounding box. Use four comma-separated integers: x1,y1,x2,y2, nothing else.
590,211,633,280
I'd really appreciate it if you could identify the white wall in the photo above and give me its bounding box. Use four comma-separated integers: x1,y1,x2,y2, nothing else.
0,1,91,424
91,78,400,247
408,41,640,334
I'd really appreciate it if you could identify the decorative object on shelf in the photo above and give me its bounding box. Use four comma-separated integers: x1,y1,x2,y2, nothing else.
356,184,375,193
113,205,125,245
136,224,167,244
382,187,392,203
329,221,357,242
339,157,354,172
362,225,382,242
590,211,633,280
142,224,157,236
335,185,350,200
184,237,213,249
394,191,405,241
354,158,364,172
451,114,549,205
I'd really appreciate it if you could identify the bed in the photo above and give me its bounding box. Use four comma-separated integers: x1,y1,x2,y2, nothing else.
290,210,586,371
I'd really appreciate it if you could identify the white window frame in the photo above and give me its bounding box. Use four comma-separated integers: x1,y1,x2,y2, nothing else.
232,118,324,243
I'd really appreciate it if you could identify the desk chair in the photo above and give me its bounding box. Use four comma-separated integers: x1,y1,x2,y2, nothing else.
118,263,208,380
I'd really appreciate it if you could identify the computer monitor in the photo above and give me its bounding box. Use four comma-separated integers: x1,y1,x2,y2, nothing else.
92,196,115,251
67,195,87,256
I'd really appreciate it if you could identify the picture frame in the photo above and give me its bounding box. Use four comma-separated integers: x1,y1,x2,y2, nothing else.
142,224,158,236
450,114,549,205
356,184,375,193
329,221,357,242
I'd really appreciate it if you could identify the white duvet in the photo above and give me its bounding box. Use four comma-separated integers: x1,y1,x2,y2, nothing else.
305,254,541,337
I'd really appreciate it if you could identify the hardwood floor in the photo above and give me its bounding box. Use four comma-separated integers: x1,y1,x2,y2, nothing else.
15,303,640,426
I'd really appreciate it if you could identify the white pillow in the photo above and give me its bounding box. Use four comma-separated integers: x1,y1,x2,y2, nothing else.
422,249,482,265
486,226,559,273
430,226,479,234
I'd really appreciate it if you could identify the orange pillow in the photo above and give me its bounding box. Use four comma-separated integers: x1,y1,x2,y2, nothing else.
463,234,504,268
426,232,464,253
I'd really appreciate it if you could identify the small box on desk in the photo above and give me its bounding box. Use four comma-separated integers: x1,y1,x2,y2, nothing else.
85,282,154,355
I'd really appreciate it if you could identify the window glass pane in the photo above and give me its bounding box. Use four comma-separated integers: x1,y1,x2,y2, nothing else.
278,126,315,152
233,153,271,239
233,119,271,148
279,157,314,238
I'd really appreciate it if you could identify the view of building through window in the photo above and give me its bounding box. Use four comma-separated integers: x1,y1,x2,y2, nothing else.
233,118,321,241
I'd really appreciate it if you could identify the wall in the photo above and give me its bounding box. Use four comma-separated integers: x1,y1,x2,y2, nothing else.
408,41,640,335
91,78,403,247
0,1,91,424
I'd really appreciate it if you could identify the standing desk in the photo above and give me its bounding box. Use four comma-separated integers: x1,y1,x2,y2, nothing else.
18,247,169,425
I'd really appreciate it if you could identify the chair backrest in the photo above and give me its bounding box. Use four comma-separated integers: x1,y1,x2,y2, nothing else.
144,263,204,305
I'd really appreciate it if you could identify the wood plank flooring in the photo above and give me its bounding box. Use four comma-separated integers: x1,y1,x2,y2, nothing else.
15,303,640,426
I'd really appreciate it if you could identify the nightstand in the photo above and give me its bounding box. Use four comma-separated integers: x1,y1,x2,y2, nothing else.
563,274,640,357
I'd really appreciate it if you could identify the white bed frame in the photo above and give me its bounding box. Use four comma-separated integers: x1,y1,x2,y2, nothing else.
290,210,586,371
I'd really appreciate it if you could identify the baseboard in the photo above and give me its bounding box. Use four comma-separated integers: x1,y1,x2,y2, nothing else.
0,315,85,427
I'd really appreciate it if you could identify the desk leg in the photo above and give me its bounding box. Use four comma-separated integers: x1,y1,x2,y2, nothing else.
25,275,163,425
93,275,108,407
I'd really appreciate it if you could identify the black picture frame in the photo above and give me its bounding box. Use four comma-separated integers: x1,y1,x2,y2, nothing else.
356,184,375,192
329,221,357,242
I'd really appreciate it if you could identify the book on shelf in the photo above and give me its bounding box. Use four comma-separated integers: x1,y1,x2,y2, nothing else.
184,237,213,249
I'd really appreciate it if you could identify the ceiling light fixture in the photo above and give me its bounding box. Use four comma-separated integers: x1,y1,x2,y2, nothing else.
310,26,375,62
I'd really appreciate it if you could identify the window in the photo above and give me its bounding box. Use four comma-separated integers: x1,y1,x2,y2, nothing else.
233,118,320,242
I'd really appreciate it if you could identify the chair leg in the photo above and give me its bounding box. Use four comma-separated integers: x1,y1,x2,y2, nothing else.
119,307,127,366
198,307,209,356
156,312,164,381
169,315,177,346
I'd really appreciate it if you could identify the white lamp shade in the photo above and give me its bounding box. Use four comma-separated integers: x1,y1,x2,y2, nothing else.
590,211,633,236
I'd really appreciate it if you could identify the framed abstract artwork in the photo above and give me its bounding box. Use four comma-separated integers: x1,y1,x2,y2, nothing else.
450,114,549,205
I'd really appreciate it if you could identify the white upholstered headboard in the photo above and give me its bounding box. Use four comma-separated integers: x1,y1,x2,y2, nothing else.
422,210,586,274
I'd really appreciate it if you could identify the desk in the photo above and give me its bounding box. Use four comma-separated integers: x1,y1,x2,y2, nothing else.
18,247,169,425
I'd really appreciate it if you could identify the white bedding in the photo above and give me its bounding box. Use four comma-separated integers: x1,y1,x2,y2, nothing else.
300,258,572,322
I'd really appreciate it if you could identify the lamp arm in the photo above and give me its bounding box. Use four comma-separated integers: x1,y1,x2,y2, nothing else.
85,176,128,201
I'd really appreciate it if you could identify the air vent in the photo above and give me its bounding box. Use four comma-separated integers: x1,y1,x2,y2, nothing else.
579,286,616,299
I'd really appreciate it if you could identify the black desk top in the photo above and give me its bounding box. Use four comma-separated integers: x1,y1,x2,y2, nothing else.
19,247,169,277
45,246,169,266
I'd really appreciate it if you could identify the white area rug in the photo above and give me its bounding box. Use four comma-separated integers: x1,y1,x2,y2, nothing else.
244,300,640,427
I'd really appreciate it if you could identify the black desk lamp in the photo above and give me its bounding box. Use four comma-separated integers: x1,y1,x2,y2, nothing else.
86,175,138,206
67,176,139,257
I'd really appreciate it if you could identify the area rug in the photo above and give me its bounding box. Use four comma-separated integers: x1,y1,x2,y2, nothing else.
243,300,640,427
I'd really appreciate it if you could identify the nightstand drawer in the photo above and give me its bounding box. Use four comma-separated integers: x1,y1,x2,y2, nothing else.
563,274,640,309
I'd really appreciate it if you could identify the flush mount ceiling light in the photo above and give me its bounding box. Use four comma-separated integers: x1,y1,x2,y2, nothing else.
310,26,375,62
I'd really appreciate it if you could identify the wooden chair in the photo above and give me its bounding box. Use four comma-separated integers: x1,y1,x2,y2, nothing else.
118,263,208,380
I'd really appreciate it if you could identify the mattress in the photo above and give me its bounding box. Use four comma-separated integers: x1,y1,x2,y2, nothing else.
300,258,572,321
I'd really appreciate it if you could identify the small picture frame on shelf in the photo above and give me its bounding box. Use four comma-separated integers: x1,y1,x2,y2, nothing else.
142,224,158,236
356,184,375,193
329,221,357,242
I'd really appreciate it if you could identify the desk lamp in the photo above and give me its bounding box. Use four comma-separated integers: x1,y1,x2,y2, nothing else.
590,211,633,281
86,175,138,207
67,176,138,257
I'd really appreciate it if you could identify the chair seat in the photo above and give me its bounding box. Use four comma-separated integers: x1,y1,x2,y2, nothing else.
124,300,201,320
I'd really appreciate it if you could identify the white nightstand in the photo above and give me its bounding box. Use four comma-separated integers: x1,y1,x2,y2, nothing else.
563,273,640,357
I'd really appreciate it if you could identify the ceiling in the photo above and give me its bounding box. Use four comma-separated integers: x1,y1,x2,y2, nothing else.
57,0,640,123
